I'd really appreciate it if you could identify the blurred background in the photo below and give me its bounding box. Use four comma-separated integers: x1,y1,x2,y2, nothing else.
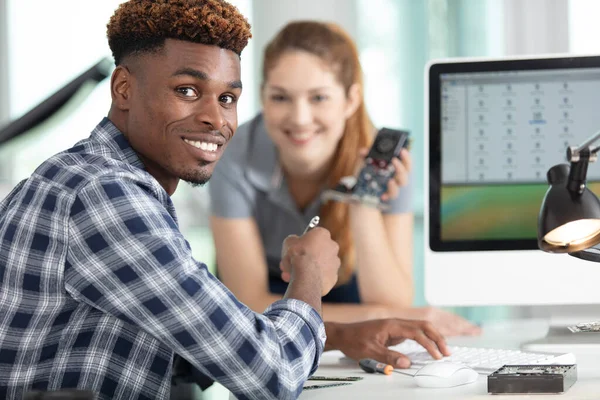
1,0,600,335
3,1,600,398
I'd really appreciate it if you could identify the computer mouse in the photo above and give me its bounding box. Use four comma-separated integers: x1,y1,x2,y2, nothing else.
413,362,478,388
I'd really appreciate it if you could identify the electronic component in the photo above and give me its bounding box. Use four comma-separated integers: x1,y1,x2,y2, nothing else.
322,128,410,209
568,320,600,333
307,376,363,382
303,382,352,390
487,364,577,394
303,375,362,391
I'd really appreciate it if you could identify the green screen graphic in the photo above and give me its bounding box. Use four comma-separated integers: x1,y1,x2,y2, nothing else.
440,182,600,241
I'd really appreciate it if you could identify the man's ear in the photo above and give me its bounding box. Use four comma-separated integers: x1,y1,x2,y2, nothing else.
344,83,362,119
110,65,131,111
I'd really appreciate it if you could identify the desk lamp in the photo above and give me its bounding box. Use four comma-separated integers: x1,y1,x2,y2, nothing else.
538,130,600,261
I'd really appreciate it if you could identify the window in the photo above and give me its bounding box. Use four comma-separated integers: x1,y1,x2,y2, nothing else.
356,0,504,315
569,0,600,54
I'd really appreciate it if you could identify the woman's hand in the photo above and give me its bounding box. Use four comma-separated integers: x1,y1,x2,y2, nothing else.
406,306,482,337
358,148,412,201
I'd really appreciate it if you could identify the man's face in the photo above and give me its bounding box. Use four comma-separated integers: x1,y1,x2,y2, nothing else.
115,39,242,193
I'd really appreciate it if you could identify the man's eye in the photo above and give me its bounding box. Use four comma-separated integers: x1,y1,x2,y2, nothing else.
220,94,237,104
312,94,328,102
177,87,197,97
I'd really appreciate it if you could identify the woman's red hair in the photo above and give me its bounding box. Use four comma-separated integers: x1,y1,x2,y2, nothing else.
263,21,374,285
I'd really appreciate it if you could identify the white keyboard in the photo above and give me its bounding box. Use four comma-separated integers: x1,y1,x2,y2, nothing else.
394,340,576,374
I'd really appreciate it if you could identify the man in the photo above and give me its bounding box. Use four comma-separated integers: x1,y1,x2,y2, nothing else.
0,1,448,399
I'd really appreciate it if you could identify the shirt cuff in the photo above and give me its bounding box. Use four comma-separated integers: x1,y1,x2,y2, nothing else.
264,299,327,374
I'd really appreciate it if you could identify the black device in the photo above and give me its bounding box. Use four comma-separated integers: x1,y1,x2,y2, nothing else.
322,128,410,209
487,364,577,394
307,376,363,382
353,128,409,200
366,128,410,163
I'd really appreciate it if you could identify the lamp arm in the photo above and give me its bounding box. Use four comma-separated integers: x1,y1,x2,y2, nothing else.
564,130,600,194
567,147,591,194
569,130,600,161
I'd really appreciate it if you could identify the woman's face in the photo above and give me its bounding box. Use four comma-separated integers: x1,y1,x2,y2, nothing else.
262,50,359,177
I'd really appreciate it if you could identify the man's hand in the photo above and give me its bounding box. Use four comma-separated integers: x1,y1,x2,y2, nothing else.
280,227,340,296
324,319,451,369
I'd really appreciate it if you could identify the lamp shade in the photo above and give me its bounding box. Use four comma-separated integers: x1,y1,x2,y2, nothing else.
538,164,600,253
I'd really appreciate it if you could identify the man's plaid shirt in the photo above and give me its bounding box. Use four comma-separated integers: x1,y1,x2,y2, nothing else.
0,118,326,399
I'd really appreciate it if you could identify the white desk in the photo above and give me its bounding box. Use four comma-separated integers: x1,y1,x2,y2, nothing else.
299,319,600,400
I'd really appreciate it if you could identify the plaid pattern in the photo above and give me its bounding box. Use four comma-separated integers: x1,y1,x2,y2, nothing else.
0,118,326,400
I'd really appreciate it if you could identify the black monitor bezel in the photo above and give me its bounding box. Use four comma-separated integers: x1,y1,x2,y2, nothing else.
428,55,600,252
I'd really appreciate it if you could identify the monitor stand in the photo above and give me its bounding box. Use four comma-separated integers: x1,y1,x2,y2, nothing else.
520,305,600,364
522,325,600,353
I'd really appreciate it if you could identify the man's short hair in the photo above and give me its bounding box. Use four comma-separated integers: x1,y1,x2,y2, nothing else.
107,0,252,65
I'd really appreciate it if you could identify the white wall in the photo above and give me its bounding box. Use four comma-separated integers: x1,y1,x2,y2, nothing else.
503,0,569,55
249,0,358,109
569,0,600,54
6,0,124,120
4,0,257,127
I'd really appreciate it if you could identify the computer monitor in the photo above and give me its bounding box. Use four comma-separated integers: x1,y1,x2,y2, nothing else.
425,54,600,312
424,54,600,354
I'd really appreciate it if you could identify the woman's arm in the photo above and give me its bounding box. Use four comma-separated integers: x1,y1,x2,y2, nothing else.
316,206,415,323
210,218,396,323
321,302,390,323
322,205,481,335
211,215,392,321
211,215,398,320
319,211,414,323
320,302,481,338
211,214,480,336
351,205,414,306
210,216,282,313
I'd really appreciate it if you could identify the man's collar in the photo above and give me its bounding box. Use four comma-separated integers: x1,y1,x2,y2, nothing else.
93,117,145,171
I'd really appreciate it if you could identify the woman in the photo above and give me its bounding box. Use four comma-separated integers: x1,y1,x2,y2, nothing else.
209,21,479,336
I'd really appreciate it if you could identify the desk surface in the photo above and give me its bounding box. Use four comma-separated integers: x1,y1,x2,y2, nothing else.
298,319,600,400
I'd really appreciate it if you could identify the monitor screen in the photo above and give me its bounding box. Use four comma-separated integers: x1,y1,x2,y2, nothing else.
429,56,600,252
425,55,600,307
